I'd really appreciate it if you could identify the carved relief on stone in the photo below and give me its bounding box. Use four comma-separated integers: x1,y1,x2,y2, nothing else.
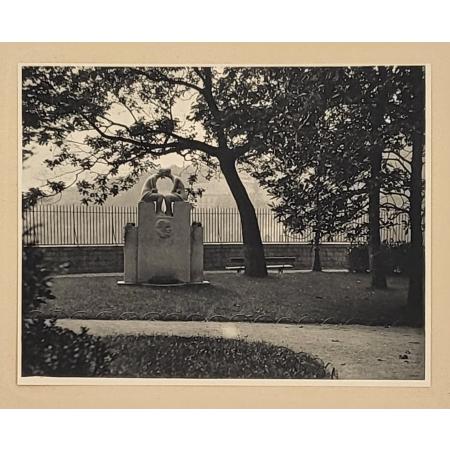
155,218,173,239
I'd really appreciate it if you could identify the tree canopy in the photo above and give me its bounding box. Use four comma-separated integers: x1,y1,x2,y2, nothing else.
250,65,425,318
22,65,425,290
23,66,303,276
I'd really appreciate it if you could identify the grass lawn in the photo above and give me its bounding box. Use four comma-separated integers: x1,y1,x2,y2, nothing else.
39,272,411,325
101,335,336,379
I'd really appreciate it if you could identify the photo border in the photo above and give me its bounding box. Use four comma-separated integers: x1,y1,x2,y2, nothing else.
1,43,447,408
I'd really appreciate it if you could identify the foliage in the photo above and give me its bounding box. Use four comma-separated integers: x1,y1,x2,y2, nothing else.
22,66,289,204
22,318,113,377
254,66,422,242
388,241,413,275
253,68,367,243
22,66,425,279
22,243,55,314
348,241,412,275
348,245,370,274
252,66,425,289
22,228,114,377
22,66,292,275
103,335,336,379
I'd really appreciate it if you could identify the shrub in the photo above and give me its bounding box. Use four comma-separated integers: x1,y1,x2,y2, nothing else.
22,235,114,377
22,244,55,314
348,245,369,273
22,318,113,377
348,241,411,274
103,335,337,379
387,241,412,275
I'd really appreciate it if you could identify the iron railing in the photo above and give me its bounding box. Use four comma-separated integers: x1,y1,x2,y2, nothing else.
22,204,410,246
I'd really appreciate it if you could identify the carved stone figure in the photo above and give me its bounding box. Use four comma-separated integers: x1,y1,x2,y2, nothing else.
140,168,187,215
140,169,166,213
120,168,205,285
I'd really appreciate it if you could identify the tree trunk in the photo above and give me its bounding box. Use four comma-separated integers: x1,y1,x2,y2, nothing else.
312,229,322,271
312,174,322,272
219,156,268,277
368,144,387,289
407,117,425,325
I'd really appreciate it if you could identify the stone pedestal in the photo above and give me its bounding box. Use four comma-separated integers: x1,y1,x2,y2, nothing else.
190,223,204,283
123,223,138,284
121,201,205,285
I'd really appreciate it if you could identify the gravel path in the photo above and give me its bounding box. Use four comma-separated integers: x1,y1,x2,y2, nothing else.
57,319,425,380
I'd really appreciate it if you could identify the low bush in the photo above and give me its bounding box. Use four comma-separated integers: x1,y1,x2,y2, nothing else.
22,237,114,377
22,318,114,377
348,245,370,273
102,335,336,379
348,242,412,274
22,244,55,314
387,242,412,275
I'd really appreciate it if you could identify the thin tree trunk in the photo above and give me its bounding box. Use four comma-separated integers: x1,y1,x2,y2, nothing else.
220,156,268,277
312,170,322,272
312,229,322,271
407,112,425,325
368,144,387,289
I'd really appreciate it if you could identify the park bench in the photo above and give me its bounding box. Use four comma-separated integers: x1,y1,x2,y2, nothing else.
225,256,295,274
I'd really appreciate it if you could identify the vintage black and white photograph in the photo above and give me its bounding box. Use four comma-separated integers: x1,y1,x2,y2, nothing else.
20,65,427,382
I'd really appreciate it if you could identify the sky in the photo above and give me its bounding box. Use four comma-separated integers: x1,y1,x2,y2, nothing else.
22,80,196,191
22,145,184,191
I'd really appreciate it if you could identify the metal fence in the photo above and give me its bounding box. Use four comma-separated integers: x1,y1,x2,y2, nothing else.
22,204,410,246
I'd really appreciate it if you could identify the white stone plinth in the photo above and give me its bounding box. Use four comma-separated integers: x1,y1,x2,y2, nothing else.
190,223,204,282
121,200,205,285
123,224,138,283
137,201,192,283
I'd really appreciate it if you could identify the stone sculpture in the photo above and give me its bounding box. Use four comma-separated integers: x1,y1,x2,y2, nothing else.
140,168,188,215
120,169,205,286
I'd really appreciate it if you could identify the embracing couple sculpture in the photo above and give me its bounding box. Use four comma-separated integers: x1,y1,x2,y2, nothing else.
140,168,188,215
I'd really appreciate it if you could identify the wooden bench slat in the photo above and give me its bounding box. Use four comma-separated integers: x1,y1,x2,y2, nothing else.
225,264,294,273
229,258,295,263
226,256,295,273
225,264,293,269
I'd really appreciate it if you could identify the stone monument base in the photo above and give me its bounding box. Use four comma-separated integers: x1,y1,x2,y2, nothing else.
119,200,207,286
117,280,210,287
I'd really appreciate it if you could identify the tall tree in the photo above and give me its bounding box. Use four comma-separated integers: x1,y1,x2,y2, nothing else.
253,68,367,270
253,66,425,295
394,67,426,323
333,67,414,288
362,66,426,318
343,67,397,289
22,66,285,277
254,67,394,282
